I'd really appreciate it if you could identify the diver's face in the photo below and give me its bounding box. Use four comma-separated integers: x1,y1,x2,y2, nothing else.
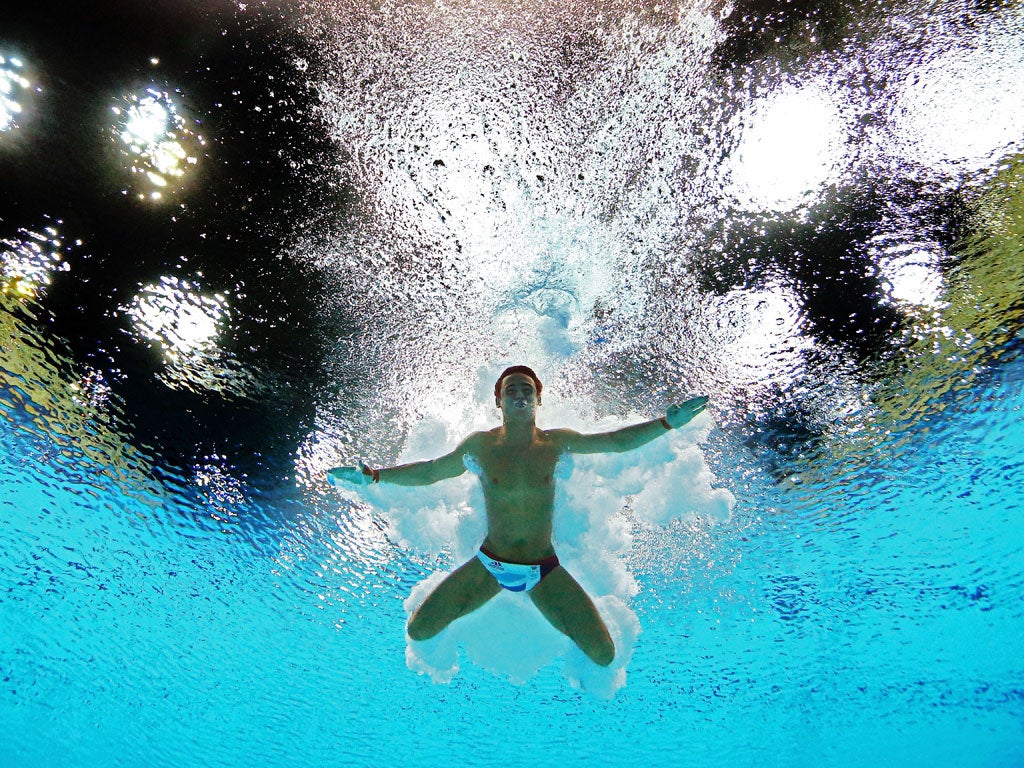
497,374,539,417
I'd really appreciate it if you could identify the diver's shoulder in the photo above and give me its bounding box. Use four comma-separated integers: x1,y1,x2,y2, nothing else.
541,427,580,446
461,428,498,449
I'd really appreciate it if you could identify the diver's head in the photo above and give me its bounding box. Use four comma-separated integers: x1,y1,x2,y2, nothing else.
494,365,543,412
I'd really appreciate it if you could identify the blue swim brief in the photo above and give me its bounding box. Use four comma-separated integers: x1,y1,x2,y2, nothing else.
476,546,560,593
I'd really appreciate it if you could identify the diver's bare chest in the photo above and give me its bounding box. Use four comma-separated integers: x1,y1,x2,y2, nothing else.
475,446,560,489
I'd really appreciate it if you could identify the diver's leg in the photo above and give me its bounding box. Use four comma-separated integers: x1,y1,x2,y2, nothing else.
407,556,502,641
529,567,615,666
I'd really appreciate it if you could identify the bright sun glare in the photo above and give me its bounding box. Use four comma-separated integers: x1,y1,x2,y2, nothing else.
126,276,227,356
1,226,70,299
728,84,848,212
0,55,31,132
113,89,203,200
889,22,1024,175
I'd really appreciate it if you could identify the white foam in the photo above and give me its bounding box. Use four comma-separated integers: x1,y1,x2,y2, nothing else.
403,572,460,683
356,370,735,696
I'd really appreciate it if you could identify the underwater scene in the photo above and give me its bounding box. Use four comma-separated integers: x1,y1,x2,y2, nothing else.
2,0,1023,765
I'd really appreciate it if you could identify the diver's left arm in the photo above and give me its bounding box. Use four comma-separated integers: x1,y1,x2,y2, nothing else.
556,396,709,454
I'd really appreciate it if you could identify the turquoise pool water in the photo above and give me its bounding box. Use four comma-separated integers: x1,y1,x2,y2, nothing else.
2,0,1023,765
5,344,1023,767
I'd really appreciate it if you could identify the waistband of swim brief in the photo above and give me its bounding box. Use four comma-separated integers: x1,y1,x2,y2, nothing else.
479,545,559,569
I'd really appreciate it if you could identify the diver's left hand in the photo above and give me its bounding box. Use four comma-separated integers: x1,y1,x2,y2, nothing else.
665,396,709,428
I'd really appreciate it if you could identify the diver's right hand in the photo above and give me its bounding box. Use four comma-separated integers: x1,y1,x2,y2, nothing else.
327,463,377,486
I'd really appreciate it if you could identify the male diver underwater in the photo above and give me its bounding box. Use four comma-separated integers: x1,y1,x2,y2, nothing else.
328,365,708,666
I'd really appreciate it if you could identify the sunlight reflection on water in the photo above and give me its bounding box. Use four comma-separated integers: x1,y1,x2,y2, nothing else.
112,88,204,201
887,10,1024,176
0,54,31,132
728,83,849,211
1,224,72,299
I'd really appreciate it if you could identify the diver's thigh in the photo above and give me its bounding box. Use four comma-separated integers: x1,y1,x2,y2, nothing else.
529,567,609,640
411,557,501,629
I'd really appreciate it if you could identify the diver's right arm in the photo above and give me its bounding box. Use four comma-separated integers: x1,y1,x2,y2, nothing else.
327,433,478,487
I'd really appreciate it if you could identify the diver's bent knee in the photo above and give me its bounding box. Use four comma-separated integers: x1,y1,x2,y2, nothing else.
593,641,615,667
581,635,615,666
406,612,439,642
